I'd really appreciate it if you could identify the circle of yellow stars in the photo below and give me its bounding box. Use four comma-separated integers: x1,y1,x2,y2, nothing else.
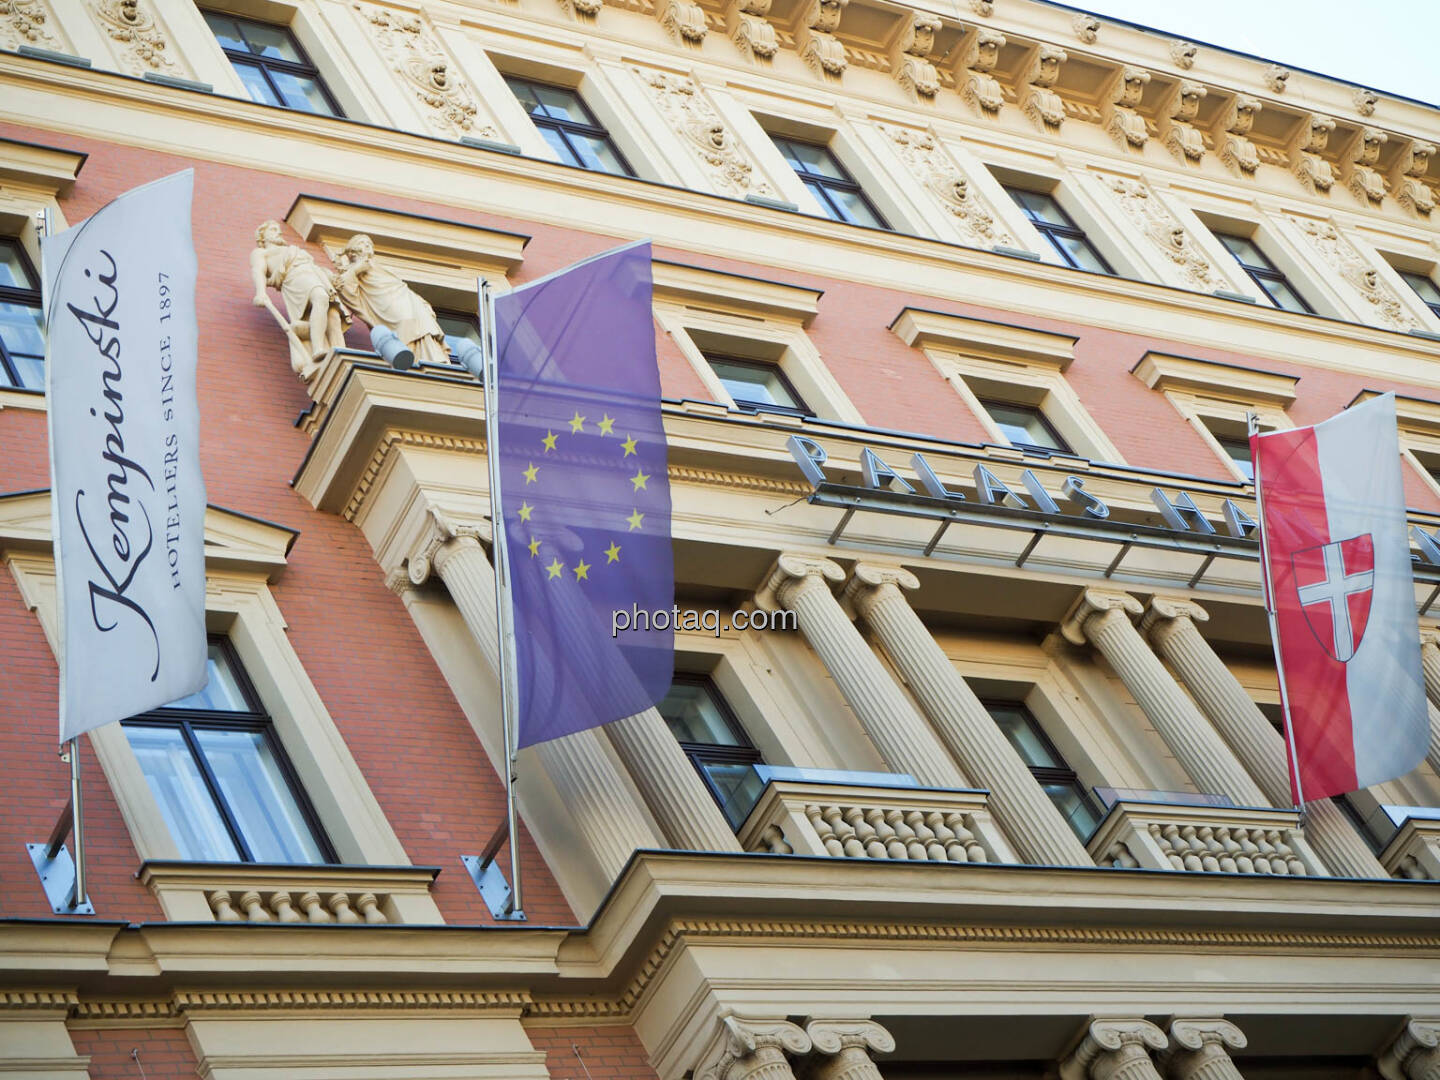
516,412,650,584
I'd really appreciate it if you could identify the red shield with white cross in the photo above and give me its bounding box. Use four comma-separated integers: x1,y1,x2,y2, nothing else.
1291,535,1375,663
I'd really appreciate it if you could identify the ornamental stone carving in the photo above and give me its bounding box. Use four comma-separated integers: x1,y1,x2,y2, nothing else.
1353,87,1379,116
1072,13,1098,43
756,553,846,611
1293,218,1418,331
658,0,707,46
355,4,491,140
1102,176,1220,290
799,0,847,79
334,233,450,366
880,124,1014,246
250,219,350,381
1169,40,1197,69
559,0,602,21
1059,1019,1168,1080
1345,127,1389,206
406,508,488,586
1021,44,1067,133
969,0,992,14
1378,1019,1440,1080
1105,66,1151,149
1059,588,1142,647
959,28,1006,116
1290,114,1337,194
0,0,62,49
1220,96,1262,175
694,1017,811,1080
1264,64,1289,93
807,1020,896,1080
1160,80,1207,162
1393,141,1436,217
638,69,774,198
727,0,776,61
892,11,941,101
91,0,176,74
1164,1019,1247,1080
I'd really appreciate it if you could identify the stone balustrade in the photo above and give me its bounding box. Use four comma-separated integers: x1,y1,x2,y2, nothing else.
738,779,1016,865
208,888,388,923
1381,817,1440,880
1088,801,1326,876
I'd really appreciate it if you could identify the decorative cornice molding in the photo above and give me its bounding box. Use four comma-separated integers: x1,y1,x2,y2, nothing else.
1131,351,1298,406
0,990,79,1011
891,307,1076,368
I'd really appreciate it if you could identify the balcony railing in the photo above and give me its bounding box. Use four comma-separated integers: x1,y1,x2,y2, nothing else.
138,862,443,924
1087,799,1326,876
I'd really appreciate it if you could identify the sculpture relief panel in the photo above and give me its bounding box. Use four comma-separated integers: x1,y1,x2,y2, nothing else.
637,69,775,199
89,0,182,75
0,0,64,51
1102,175,1221,290
880,123,1014,247
355,4,495,140
1292,217,1419,331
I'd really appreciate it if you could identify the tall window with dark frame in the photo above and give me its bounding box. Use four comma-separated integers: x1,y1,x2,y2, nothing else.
123,639,335,864
1211,231,1314,314
657,676,765,828
770,136,888,229
1004,188,1114,274
979,399,1071,454
706,354,813,417
504,77,634,177
983,700,1102,840
203,12,342,116
0,239,43,391
1214,433,1255,481
1399,269,1440,320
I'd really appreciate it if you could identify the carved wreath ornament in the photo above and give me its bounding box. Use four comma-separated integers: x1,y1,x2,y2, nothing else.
93,0,174,73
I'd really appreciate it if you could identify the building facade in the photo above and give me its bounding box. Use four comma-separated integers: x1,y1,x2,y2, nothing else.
1,0,1439,1076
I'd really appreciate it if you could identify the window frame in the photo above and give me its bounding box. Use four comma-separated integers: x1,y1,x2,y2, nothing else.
202,10,343,117
503,76,635,177
704,352,814,418
977,397,1073,455
122,636,338,865
982,698,1103,840
432,307,482,369
1399,268,1440,321
1212,230,1316,314
1004,186,1115,275
0,237,43,391
770,134,889,230
660,674,765,819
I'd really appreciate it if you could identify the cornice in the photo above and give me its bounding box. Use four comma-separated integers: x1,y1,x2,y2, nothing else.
1133,352,1299,407
891,306,1078,369
652,259,822,325
0,132,86,193
1351,389,1440,436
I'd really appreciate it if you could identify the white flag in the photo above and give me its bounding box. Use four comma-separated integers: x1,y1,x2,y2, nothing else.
44,170,207,742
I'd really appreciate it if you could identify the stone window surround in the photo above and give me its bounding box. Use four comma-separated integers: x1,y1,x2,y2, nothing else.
1132,350,1297,484
653,259,865,426
891,305,1125,464
983,160,1136,278
1187,201,1337,318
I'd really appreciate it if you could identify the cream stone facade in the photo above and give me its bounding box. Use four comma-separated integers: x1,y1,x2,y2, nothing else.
1,0,1439,1077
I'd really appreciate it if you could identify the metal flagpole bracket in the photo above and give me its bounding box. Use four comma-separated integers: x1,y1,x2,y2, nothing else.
27,741,94,915
461,821,525,921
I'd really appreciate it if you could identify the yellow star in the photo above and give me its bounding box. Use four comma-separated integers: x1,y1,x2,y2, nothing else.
541,431,558,453
631,468,650,491
523,462,539,484
527,537,541,558
597,414,615,436
546,557,564,580
626,508,645,531
517,501,534,522
569,411,586,434
621,435,638,457
604,541,621,563
573,559,591,582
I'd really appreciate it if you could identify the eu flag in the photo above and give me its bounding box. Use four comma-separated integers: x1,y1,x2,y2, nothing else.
494,242,673,747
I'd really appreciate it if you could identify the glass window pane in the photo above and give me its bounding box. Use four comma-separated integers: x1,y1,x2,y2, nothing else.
165,644,251,711
0,241,37,289
1008,188,1060,224
531,84,590,123
534,126,580,167
1050,231,1110,274
986,704,1062,768
0,300,45,358
703,761,766,828
1401,270,1440,307
1042,781,1101,840
658,682,742,746
505,77,545,117
194,728,327,863
270,70,337,116
437,313,479,362
202,11,247,52
825,186,884,228
1259,277,1311,314
708,359,800,410
982,401,1066,452
1216,233,1267,268
233,62,281,107
126,725,240,861
234,18,303,61
570,132,631,177
1216,436,1254,481
5,352,43,390
780,139,846,180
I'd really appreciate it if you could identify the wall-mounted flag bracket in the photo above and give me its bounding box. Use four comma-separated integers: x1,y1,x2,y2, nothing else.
26,740,93,915
461,819,526,921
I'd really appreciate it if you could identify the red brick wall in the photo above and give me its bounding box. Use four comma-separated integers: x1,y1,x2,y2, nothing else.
69,1027,199,1080
526,1024,662,1080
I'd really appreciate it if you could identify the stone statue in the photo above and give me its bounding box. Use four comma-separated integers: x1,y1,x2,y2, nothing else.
250,220,349,380
333,234,450,368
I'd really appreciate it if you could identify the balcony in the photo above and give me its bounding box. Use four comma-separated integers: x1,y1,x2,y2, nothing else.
138,862,444,924
1378,809,1440,880
1087,792,1326,876
736,768,1017,865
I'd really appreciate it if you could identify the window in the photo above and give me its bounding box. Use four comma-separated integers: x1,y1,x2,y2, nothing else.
203,12,341,116
0,239,43,390
1214,434,1254,481
979,399,1071,454
504,78,633,177
434,309,481,368
124,639,335,864
658,676,764,828
984,700,1102,840
1399,269,1440,320
770,136,887,229
706,354,812,417
1005,188,1114,274
1212,231,1314,314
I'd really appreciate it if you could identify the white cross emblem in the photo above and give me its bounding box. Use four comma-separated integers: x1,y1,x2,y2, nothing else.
1294,537,1374,663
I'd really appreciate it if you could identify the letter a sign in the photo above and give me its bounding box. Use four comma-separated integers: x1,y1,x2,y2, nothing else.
44,171,208,742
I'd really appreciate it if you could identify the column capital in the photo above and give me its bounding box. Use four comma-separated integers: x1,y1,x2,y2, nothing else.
1059,1019,1167,1080
695,1016,812,1080
806,1018,896,1056
1060,589,1144,646
756,553,846,611
841,563,920,618
1140,596,1211,641
406,507,491,585
1420,627,1440,650
1378,1019,1440,1080
1167,1019,1246,1054
1162,1019,1247,1080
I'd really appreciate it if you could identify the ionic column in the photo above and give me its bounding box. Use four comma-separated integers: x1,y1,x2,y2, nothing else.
1061,590,1267,807
1060,1019,1168,1080
695,1017,812,1080
807,1020,895,1080
1142,598,1386,878
1162,1020,1247,1080
844,564,1093,866
757,555,966,789
409,512,664,881
1378,1019,1440,1080
1419,632,1440,770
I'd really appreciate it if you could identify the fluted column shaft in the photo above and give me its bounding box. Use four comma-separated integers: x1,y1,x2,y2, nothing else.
761,556,964,789
1421,636,1440,769
607,709,741,851
1063,591,1266,807
1144,602,1386,878
429,533,663,880
1164,1020,1248,1080
848,567,1092,866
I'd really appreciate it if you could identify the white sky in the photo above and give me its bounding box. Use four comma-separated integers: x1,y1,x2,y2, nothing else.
1052,0,1440,108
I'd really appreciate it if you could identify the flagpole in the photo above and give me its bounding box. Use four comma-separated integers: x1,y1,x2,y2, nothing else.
479,278,525,920
1249,412,1306,818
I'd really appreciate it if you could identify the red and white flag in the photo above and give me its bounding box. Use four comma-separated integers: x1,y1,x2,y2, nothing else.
1252,393,1428,803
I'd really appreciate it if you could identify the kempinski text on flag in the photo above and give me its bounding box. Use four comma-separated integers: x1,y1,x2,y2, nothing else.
1252,393,1428,803
44,170,208,742
493,241,673,748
